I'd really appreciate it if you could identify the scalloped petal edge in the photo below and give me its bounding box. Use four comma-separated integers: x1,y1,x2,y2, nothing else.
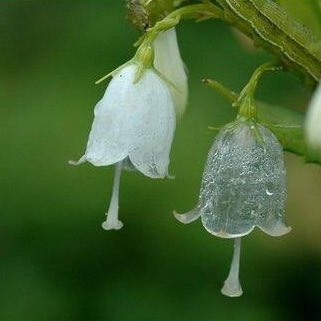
173,207,201,224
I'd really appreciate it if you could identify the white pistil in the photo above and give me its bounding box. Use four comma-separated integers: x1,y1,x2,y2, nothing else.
102,161,124,231
221,237,243,297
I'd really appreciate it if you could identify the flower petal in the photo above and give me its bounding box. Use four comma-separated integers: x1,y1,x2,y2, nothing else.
173,207,201,224
153,27,188,119
199,124,256,237
258,217,291,237
78,62,175,178
83,64,138,166
198,121,289,238
121,157,138,173
128,69,176,178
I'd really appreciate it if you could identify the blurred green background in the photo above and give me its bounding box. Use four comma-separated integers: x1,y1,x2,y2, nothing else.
1,1,321,321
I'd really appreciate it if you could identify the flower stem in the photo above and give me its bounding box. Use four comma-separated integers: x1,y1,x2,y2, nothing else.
102,161,124,231
203,78,238,104
221,237,243,297
237,62,282,119
145,3,222,43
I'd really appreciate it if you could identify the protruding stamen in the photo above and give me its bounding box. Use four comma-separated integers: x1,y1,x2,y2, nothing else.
221,237,243,297
102,161,124,231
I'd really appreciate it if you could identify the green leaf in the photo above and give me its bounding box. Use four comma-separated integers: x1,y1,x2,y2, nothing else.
276,0,321,40
257,101,321,164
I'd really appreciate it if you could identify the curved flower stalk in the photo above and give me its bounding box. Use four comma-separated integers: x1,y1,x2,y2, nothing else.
175,63,291,297
70,38,176,230
305,81,321,156
153,27,188,118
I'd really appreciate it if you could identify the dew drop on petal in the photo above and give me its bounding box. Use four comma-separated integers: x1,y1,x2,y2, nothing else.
266,189,273,196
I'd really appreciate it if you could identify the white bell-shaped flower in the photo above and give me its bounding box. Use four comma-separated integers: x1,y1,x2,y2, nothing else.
71,54,176,230
153,27,188,119
175,118,290,296
305,82,321,154
175,119,290,237
74,63,175,177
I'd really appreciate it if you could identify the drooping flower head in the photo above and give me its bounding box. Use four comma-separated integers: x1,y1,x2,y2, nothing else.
175,63,290,297
70,23,187,230
194,118,289,238
74,62,175,179
175,117,290,295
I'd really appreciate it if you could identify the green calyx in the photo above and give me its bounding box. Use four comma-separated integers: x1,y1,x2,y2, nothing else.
130,2,221,82
97,2,221,85
204,64,321,164
133,43,155,83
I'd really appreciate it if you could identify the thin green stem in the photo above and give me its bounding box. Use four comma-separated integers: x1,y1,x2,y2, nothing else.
237,62,283,119
145,3,223,43
203,78,238,103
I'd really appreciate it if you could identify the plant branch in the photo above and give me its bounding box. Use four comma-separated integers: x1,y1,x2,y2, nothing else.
213,0,321,85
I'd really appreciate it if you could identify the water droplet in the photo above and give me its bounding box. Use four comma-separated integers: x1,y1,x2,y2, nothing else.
266,189,273,196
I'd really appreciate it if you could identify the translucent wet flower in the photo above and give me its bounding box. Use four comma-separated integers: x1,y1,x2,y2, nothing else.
174,118,290,296
305,81,321,154
70,43,176,231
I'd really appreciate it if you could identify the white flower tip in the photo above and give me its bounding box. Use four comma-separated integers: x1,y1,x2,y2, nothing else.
68,160,78,166
68,156,86,166
262,223,292,237
102,219,123,231
173,208,201,224
221,279,243,298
